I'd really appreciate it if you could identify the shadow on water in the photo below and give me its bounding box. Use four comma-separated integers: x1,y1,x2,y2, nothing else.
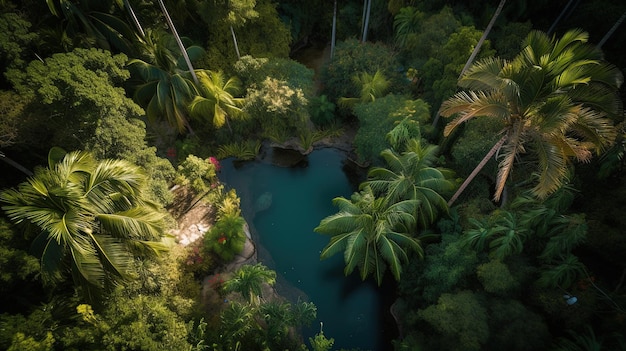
219,147,396,350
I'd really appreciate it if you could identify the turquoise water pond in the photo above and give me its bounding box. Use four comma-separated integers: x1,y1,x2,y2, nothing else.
219,147,392,350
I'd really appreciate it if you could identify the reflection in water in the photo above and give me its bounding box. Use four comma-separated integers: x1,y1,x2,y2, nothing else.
219,147,389,350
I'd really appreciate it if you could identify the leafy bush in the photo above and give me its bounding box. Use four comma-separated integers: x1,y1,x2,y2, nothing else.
204,214,246,262
175,155,220,194
353,95,431,164
476,259,519,295
245,77,309,140
321,38,403,105
309,94,336,127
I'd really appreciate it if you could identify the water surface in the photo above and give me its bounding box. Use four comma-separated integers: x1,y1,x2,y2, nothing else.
220,148,383,350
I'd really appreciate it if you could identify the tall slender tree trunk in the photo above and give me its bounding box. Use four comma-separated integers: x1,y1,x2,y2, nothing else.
447,135,507,206
458,0,506,79
360,0,367,40
432,0,506,131
123,0,145,38
432,0,505,130
597,10,626,49
0,152,33,176
230,25,241,59
331,0,337,58
547,0,580,35
362,0,372,42
157,0,199,85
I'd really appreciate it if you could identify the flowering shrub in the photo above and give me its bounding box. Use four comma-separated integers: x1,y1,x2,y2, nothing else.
208,156,221,171
182,240,213,277
204,214,246,262
174,154,219,193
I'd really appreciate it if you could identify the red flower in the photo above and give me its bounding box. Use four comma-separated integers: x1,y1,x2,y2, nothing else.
166,147,177,158
217,235,227,244
208,156,221,171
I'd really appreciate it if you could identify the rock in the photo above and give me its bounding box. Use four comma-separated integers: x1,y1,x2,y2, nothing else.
254,192,273,213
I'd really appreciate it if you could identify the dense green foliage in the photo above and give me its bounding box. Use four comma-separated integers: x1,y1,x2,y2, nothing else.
1,0,625,350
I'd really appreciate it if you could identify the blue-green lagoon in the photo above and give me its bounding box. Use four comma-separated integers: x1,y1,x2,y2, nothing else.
219,147,392,350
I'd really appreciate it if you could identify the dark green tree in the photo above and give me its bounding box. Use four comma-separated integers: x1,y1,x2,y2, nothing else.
315,186,422,285
440,29,622,205
363,138,456,228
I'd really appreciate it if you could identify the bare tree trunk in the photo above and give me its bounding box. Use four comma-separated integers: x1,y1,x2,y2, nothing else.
123,0,145,38
547,0,580,36
597,10,626,49
360,0,367,40
230,25,241,59
447,135,507,206
0,152,33,177
157,0,199,85
458,0,506,80
331,0,337,58
362,0,372,42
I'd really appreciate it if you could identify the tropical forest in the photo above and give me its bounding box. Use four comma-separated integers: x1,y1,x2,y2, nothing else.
1,0,626,350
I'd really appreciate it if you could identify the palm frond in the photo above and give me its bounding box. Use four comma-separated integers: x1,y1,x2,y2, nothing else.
440,91,509,136
96,207,165,241
494,126,524,201
570,107,618,152
459,57,506,91
531,138,570,199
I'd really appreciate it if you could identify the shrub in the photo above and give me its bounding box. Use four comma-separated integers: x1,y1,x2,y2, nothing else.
204,214,247,262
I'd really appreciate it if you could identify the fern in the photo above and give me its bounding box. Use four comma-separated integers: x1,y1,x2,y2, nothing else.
216,140,261,160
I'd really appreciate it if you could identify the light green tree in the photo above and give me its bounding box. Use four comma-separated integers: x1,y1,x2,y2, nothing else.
6,47,141,152
338,70,390,108
0,148,168,300
189,70,245,131
223,263,276,305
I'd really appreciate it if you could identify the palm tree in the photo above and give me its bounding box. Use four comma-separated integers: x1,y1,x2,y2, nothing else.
223,263,276,305
363,139,456,228
156,0,199,85
0,148,167,300
220,301,256,348
224,0,259,59
120,0,145,38
338,70,390,108
462,210,528,260
439,29,622,205
189,70,246,132
129,30,203,133
45,0,135,53
597,10,626,49
361,0,372,42
315,186,422,285
393,6,422,48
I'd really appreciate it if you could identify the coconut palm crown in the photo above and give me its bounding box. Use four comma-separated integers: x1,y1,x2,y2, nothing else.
439,29,623,204
315,186,422,285
0,148,168,300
